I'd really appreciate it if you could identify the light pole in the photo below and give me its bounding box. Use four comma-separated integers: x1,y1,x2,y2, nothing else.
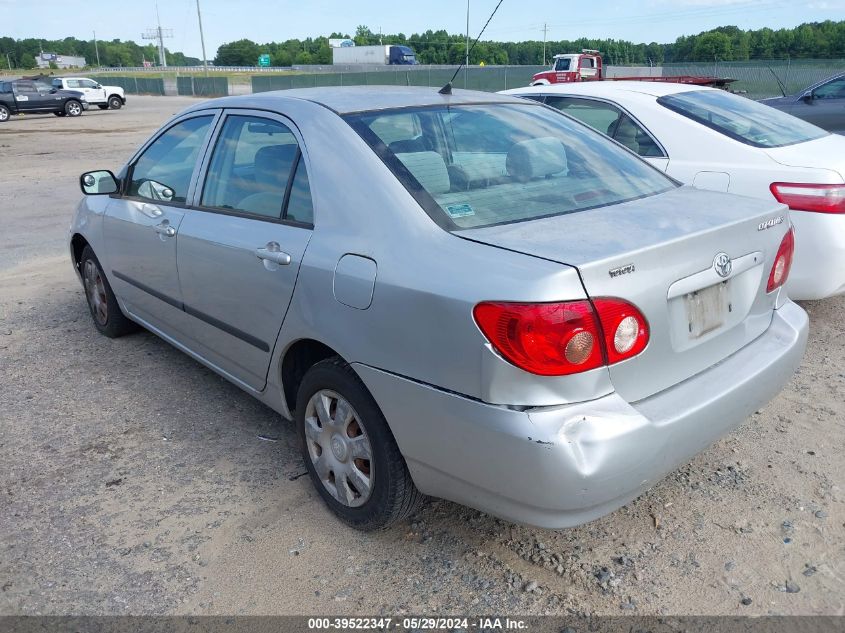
196,0,209,75
93,30,101,67
465,0,470,87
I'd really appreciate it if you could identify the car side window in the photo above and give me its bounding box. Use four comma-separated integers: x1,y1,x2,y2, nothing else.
66,79,81,89
544,96,622,136
200,115,300,219
128,115,213,203
284,157,314,224
814,78,845,100
613,114,664,157
14,81,36,94
79,80,97,89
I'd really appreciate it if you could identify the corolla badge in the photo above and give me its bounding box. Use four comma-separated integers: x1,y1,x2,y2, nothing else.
758,216,784,231
713,252,732,278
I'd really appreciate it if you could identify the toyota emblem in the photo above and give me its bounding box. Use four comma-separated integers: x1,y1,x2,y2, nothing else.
713,252,732,278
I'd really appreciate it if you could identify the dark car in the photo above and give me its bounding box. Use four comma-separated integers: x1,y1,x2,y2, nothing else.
760,72,845,134
0,79,88,122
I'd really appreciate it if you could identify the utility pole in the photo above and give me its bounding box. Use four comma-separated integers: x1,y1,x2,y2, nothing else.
93,30,101,67
542,23,548,65
196,0,208,75
465,0,470,88
142,4,173,68
6,52,11,70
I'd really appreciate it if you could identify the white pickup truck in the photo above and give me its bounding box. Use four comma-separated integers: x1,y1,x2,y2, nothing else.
51,77,126,110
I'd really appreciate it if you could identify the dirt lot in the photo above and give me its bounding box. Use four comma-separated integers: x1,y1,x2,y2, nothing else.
0,96,843,617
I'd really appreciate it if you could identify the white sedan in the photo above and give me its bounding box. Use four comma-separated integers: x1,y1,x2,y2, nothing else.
503,82,845,300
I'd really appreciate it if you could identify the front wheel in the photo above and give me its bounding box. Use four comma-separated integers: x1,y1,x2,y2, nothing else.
108,96,123,110
296,357,424,530
0,104,9,122
79,246,138,338
65,99,83,117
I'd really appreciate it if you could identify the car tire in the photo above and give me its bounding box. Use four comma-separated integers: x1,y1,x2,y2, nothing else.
97,104,109,110
296,357,424,530
79,246,138,338
0,104,9,122
54,111,66,117
108,96,123,110
65,99,83,117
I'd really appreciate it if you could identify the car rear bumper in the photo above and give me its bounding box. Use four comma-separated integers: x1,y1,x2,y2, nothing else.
353,300,808,528
788,211,845,300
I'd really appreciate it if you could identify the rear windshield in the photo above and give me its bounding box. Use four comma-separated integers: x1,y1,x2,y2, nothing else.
658,90,828,148
345,103,675,229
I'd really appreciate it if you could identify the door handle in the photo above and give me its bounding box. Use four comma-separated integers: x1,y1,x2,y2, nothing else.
255,245,291,266
153,221,176,237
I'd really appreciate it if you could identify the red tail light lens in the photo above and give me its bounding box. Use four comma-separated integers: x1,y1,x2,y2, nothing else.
770,182,845,214
767,227,795,293
592,298,650,365
473,298,649,376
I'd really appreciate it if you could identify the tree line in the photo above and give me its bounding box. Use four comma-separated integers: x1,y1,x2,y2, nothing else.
2,20,844,70
214,21,845,67
0,36,200,69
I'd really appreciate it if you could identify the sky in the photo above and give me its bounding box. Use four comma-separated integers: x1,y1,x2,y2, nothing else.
4,0,845,59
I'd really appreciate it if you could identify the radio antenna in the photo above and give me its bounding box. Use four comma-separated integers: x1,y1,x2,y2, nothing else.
439,0,506,95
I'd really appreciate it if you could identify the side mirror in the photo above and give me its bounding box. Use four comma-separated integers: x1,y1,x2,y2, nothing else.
80,170,119,195
94,84,102,89
801,91,814,104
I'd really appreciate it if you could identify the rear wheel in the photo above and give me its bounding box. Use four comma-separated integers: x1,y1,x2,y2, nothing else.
0,104,9,122
108,96,122,110
296,357,424,530
79,246,138,338
65,99,83,117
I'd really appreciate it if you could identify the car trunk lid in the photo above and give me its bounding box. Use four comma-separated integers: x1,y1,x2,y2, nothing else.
765,135,845,181
458,186,790,402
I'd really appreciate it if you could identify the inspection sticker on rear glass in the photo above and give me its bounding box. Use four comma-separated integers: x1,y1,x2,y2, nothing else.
445,203,475,218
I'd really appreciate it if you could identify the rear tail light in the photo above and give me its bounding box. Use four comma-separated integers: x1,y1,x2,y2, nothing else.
592,298,650,364
473,298,649,376
767,227,795,293
770,182,845,214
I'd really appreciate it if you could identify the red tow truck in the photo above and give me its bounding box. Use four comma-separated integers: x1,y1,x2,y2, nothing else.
531,50,735,88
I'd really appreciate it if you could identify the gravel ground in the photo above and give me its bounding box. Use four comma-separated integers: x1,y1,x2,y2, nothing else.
0,97,843,617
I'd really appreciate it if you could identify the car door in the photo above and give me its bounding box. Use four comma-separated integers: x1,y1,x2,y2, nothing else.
543,95,669,170
11,81,46,112
103,112,218,333
800,77,845,133
175,110,314,391
77,78,106,103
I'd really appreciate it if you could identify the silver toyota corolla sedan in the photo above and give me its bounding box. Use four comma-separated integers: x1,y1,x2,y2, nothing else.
70,87,808,530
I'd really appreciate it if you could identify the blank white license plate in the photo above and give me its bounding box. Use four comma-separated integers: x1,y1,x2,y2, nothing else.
685,282,728,338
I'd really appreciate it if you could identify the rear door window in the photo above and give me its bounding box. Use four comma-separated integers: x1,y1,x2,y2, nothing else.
544,96,622,136
200,115,300,220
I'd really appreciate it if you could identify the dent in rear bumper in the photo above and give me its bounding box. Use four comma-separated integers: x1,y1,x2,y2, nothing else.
353,300,808,529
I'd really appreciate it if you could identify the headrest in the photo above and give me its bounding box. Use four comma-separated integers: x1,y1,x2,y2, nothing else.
395,151,451,195
254,144,298,190
506,137,568,182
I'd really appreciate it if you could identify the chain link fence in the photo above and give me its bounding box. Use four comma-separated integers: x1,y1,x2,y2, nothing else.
99,76,165,96
176,76,229,97
252,65,548,94
663,59,845,99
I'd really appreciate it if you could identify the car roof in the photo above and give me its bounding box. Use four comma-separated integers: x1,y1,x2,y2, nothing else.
505,81,712,99
185,85,526,115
